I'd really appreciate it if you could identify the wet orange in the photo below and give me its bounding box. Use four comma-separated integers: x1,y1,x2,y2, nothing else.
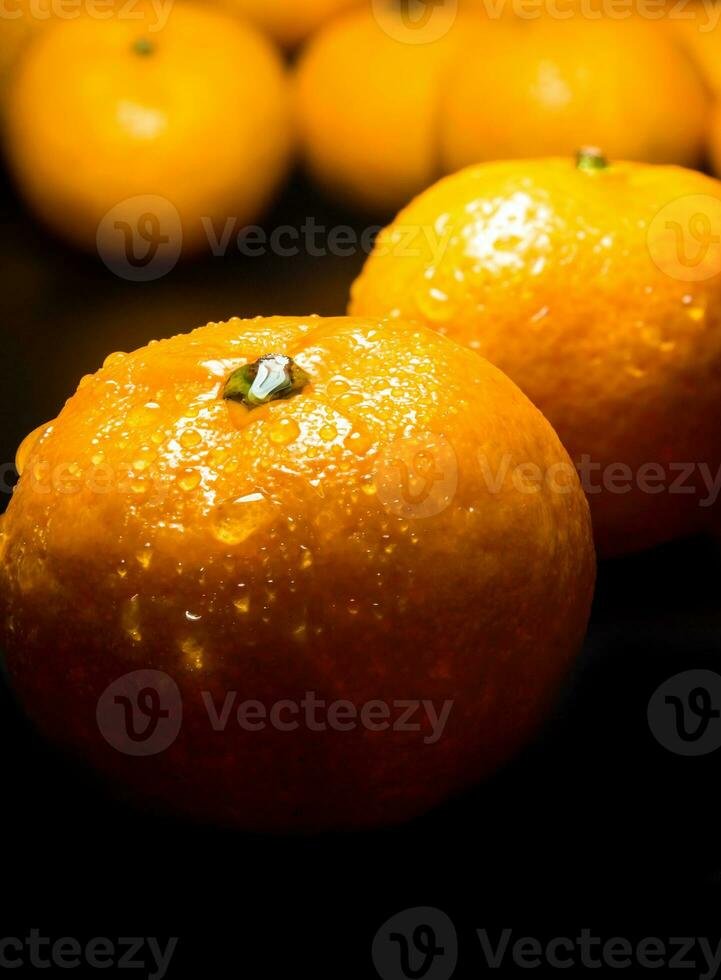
4,3,292,255
351,155,721,557
0,315,594,832
441,18,709,170
216,0,364,46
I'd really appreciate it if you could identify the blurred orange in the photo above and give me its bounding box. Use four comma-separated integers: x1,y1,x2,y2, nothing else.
5,3,292,256
0,2,46,107
351,154,721,556
294,6,475,213
0,0,173,110
670,3,721,95
216,0,364,47
441,17,710,171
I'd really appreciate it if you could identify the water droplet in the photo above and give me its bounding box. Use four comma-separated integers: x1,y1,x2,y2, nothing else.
344,428,373,456
347,600,360,615
103,351,126,369
234,595,250,615
177,469,201,492
293,623,308,642
269,417,300,446
136,546,153,569
180,428,202,449
127,404,159,428
335,392,363,412
211,492,272,545
180,636,204,670
414,285,456,323
319,423,338,442
328,378,350,397
185,610,202,622
121,595,142,642
299,548,313,570
15,422,51,476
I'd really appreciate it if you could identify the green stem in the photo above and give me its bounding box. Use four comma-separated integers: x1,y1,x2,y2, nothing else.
223,355,309,409
133,37,154,57
576,147,608,172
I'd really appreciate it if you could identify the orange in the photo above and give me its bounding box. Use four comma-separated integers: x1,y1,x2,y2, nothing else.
668,2,721,94
215,0,364,47
0,1,175,113
350,154,721,557
0,5,37,108
294,6,476,213
0,315,594,832
440,18,709,171
4,3,292,256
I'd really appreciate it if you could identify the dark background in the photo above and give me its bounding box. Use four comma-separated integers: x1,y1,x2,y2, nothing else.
2,161,721,976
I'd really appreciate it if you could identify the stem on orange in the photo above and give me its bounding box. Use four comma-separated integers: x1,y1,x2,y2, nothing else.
576,147,608,172
223,355,309,408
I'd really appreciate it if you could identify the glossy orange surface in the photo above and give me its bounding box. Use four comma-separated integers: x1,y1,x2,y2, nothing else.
0,315,595,832
351,157,721,556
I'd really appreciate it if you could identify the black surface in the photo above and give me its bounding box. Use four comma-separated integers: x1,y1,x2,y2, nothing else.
2,163,721,976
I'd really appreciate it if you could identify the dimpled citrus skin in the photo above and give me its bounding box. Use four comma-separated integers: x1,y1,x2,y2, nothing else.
216,0,363,46
441,18,709,170
294,8,472,213
350,159,721,557
4,4,292,254
0,315,594,833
